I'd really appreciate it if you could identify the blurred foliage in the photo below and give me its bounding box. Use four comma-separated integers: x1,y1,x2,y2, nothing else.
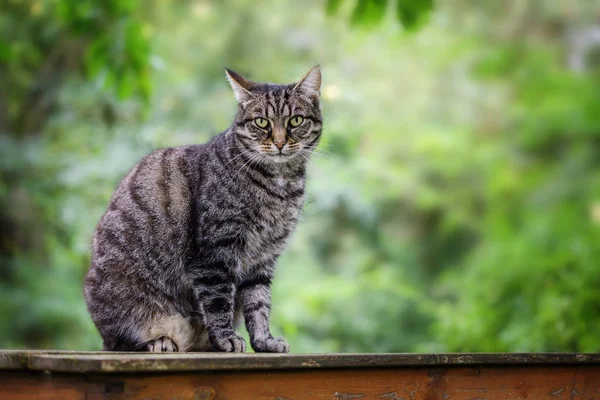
327,0,433,30
1,0,600,353
0,0,151,135
0,0,153,349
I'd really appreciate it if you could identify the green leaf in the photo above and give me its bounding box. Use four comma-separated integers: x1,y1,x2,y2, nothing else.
326,0,344,16
396,0,433,30
85,35,109,78
0,39,12,61
351,0,388,28
106,0,137,17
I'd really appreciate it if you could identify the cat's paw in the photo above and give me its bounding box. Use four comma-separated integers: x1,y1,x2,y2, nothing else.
211,331,246,353
147,336,179,352
252,336,290,353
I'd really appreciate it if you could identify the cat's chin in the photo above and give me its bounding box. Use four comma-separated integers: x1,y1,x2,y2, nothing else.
267,153,296,164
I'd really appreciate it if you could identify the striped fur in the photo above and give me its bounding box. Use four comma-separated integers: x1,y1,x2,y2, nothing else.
84,66,322,352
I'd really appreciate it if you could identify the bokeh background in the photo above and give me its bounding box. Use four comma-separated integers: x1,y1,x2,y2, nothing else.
1,0,600,352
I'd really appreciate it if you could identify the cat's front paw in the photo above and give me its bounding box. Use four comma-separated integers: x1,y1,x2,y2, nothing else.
252,336,290,353
211,331,246,353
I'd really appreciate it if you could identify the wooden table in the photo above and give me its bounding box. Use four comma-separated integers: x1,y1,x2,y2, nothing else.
1,350,600,399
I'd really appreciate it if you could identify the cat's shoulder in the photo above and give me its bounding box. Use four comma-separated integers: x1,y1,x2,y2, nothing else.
131,144,207,172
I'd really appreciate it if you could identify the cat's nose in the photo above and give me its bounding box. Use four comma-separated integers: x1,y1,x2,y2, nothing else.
274,141,286,151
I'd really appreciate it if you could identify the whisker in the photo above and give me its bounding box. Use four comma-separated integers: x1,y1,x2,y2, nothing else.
225,147,255,166
223,151,256,181
309,149,330,158
313,146,331,154
228,151,263,182
295,152,311,165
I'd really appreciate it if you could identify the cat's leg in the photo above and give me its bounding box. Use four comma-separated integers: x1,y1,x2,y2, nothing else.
193,263,246,352
187,312,212,351
238,262,289,353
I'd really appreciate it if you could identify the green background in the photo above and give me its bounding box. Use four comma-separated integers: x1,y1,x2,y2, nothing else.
1,0,600,352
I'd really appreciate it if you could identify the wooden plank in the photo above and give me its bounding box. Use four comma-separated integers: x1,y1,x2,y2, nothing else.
2,365,600,399
0,350,29,370
23,352,600,373
0,350,121,370
0,350,98,370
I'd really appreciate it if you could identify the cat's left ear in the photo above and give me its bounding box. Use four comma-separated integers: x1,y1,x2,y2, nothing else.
225,68,256,103
293,65,321,100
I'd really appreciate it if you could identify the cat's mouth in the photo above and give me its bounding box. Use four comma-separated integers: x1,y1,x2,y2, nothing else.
258,147,301,163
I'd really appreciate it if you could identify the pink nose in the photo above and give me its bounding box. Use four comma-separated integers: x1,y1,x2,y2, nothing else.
275,142,285,150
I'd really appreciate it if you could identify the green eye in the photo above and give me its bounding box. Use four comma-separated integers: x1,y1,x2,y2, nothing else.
254,118,269,128
289,116,304,127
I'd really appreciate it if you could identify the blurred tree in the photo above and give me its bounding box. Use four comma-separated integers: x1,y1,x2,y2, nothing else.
1,0,599,354
0,0,152,348
330,0,600,352
1,0,152,135
326,0,433,30
431,0,600,352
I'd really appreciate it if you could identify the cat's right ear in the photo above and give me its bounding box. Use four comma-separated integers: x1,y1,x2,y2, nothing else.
293,65,322,101
225,68,255,104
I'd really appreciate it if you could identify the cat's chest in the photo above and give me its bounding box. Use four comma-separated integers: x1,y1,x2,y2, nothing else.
237,181,304,267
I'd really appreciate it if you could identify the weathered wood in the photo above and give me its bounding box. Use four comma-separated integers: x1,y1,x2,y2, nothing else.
1,351,600,399
0,350,118,371
2,365,600,399
0,349,28,370
2,351,600,372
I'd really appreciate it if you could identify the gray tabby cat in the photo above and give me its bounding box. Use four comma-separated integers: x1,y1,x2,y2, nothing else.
84,66,322,352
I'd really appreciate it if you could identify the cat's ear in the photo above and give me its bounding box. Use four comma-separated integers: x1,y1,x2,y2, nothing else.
293,65,321,100
225,68,255,103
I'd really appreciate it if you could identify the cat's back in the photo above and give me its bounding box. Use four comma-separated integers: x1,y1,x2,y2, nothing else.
91,144,204,269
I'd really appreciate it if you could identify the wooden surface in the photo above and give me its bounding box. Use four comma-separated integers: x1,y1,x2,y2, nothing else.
2,350,600,372
1,351,600,399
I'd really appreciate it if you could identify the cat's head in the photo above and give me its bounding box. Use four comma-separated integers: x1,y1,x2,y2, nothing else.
226,66,322,164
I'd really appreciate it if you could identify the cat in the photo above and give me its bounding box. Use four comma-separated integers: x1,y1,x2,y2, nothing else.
84,66,322,352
